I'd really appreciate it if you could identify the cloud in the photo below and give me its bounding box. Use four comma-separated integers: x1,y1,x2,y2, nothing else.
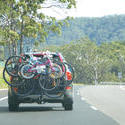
41,0,125,19
69,0,125,17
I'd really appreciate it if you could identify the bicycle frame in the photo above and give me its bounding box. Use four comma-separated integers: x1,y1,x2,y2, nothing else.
27,56,55,74
21,53,65,80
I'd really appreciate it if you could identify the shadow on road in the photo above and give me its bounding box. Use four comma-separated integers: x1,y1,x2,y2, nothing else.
18,106,64,112
0,106,64,113
0,106,8,112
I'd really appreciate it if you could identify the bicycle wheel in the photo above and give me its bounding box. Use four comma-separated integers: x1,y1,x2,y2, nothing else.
44,83,64,98
20,64,34,79
3,68,24,87
39,75,60,91
49,63,63,79
5,56,23,77
52,61,66,78
64,62,75,86
12,79,34,97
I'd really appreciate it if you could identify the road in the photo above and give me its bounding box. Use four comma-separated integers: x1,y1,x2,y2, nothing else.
0,85,122,125
79,85,125,125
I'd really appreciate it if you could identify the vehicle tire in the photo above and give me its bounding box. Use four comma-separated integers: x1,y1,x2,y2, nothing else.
20,64,34,79
8,87,19,111
5,56,23,77
3,68,24,87
53,61,66,78
9,103,19,112
44,87,64,98
39,75,60,91
49,63,63,79
64,104,73,111
13,79,35,97
62,102,65,107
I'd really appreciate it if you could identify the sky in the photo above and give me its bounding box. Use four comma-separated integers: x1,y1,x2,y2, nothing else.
41,0,125,19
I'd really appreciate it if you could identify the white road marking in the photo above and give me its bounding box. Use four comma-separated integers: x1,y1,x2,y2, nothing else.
76,90,80,95
0,89,8,91
90,106,98,111
81,97,85,101
0,96,8,102
120,86,125,91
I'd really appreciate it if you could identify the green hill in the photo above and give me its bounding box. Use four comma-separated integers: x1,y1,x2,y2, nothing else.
45,15,125,45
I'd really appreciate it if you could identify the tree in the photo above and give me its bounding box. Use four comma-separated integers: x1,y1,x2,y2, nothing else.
43,37,113,84
0,0,76,55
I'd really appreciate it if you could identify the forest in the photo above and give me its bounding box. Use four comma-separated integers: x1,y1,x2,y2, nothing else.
45,15,125,46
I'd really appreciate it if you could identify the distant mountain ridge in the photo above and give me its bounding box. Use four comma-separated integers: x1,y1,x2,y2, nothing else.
45,15,125,45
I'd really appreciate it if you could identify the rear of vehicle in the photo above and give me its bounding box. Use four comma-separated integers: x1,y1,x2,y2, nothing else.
8,52,74,111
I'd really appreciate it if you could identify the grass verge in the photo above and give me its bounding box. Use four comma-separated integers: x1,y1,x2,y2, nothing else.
73,83,84,85
0,66,8,89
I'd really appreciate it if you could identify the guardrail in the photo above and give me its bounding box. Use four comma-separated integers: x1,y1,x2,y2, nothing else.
100,82,125,85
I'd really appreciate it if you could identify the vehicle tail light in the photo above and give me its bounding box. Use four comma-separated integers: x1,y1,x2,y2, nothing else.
66,72,72,80
13,88,18,92
65,86,72,90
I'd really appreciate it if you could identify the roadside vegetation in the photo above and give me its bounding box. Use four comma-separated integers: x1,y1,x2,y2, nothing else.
41,38,125,84
0,66,8,89
1,37,125,88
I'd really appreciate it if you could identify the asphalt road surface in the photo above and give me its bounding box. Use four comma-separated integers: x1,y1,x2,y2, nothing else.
79,85,125,125
0,85,122,125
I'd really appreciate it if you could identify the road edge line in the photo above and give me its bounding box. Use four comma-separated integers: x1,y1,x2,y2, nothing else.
90,106,98,111
0,89,8,91
0,96,8,102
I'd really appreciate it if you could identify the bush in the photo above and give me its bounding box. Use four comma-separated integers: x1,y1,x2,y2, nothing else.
0,66,8,89
102,72,120,82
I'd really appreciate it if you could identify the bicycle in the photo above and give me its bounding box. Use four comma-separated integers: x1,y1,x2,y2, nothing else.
20,54,65,80
4,54,30,77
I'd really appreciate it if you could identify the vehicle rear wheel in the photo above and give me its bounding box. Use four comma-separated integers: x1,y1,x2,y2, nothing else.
5,56,23,77
8,87,19,111
9,103,19,111
64,104,73,111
